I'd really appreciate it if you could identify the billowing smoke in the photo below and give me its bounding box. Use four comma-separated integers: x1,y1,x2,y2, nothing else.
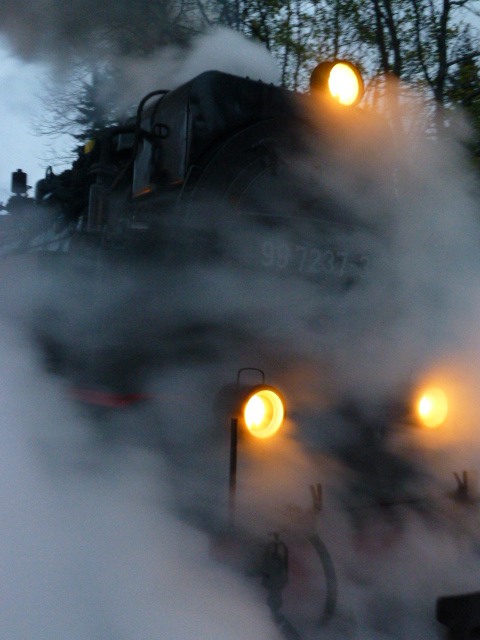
1,18,480,640
0,0,165,61
109,27,280,108
0,320,283,640
0,1,279,87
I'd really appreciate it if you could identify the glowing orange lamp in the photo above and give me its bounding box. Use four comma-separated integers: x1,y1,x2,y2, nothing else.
244,387,285,439
310,60,364,106
417,387,449,428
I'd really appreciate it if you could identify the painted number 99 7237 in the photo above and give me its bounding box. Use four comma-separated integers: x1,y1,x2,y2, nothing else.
261,240,368,278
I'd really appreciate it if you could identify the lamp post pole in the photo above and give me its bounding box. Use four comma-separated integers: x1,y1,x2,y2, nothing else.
228,417,238,527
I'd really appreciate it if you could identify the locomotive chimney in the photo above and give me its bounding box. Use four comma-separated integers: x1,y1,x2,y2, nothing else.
11,169,28,195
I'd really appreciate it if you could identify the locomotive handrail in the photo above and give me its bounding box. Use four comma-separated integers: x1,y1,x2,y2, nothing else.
133,89,170,157
108,89,169,194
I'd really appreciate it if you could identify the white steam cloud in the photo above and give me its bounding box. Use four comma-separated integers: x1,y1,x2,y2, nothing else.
111,27,280,107
0,322,282,640
1,29,480,640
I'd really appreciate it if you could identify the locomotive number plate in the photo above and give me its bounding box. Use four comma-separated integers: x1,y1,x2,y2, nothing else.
260,240,368,279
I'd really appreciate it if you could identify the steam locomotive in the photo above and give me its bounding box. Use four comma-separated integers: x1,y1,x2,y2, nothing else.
4,58,453,507
3,61,473,638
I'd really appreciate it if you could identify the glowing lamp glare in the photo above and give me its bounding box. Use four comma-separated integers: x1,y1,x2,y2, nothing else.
417,388,448,428
244,389,284,438
329,63,361,106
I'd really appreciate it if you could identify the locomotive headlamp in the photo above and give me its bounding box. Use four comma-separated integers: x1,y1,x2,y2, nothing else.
310,60,364,106
244,386,285,438
329,63,362,105
417,387,449,428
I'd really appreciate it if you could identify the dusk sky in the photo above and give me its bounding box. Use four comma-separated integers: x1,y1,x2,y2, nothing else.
0,40,58,203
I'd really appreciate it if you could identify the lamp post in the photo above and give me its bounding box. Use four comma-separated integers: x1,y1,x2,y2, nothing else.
220,372,339,636
228,368,285,527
